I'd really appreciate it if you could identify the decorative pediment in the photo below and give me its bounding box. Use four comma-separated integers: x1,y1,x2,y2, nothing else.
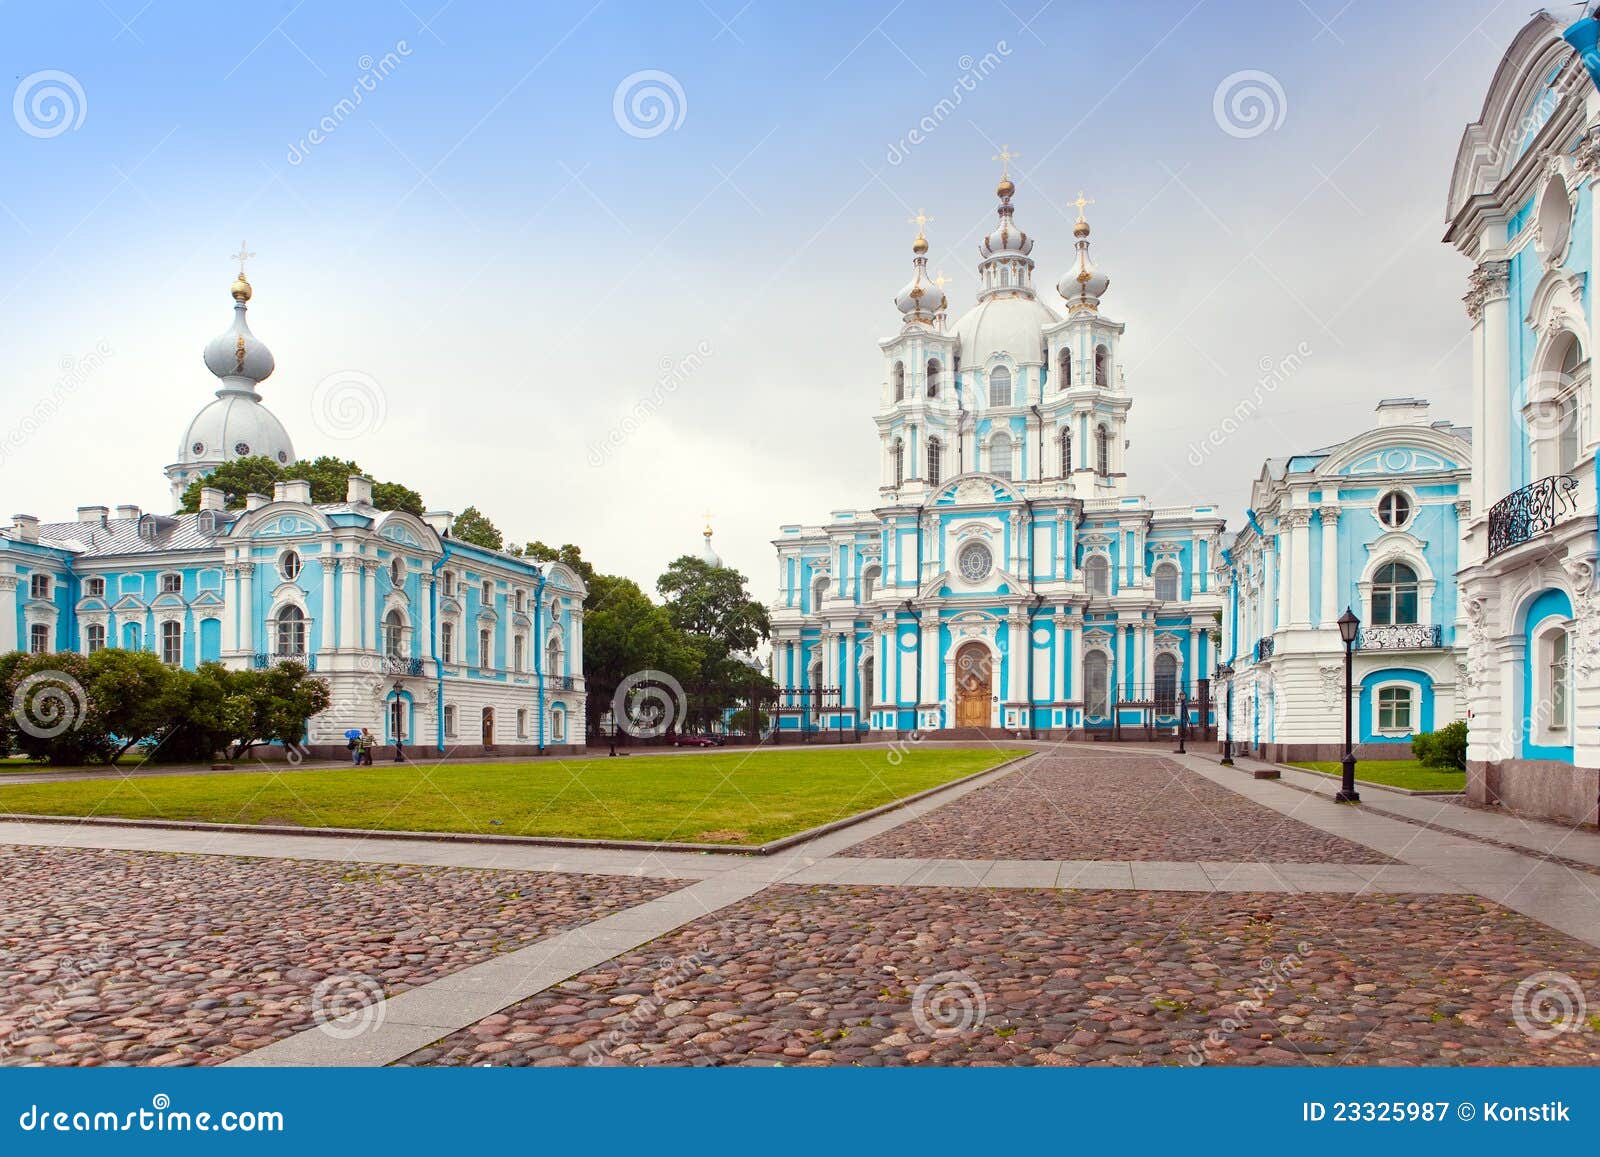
191,590,225,608
1152,633,1184,656
152,592,186,609
1079,531,1113,548
253,513,321,538
439,595,462,618
930,473,1019,508
112,593,146,612
1339,446,1460,475
380,521,423,548
1082,627,1115,652
1149,542,1185,559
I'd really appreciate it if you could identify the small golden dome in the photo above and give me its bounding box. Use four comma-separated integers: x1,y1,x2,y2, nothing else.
1073,219,1090,238
912,234,928,255
997,177,1015,199
231,274,253,302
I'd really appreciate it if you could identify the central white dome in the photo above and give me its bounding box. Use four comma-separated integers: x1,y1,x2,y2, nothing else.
952,293,1059,367
177,395,295,468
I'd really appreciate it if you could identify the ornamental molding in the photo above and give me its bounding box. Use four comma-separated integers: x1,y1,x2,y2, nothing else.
1152,634,1183,656
1463,260,1509,322
1317,505,1340,525
1576,123,1600,177
1283,508,1312,528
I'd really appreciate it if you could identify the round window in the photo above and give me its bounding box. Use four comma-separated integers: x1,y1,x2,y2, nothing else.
234,441,251,456
1537,174,1572,261
277,451,289,463
191,441,205,455
1377,491,1411,529
279,550,302,581
958,542,993,582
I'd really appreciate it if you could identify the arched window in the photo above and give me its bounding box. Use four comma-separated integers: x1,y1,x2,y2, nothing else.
862,657,875,711
927,437,942,486
1060,429,1072,477
1059,349,1072,389
440,621,455,664
85,623,106,654
860,565,879,603
384,609,405,658
989,366,1012,407
275,606,305,657
513,634,525,672
1371,561,1419,625
990,432,1013,480
1094,345,1108,386
892,361,905,402
926,359,941,398
1084,650,1110,718
812,576,828,611
479,628,492,670
1154,562,1180,601
1546,625,1572,735
892,438,905,487
1096,424,1111,475
160,620,182,666
1153,652,1178,715
1084,554,1110,596
547,637,561,677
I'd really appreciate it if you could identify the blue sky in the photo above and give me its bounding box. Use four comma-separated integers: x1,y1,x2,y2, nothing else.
0,1,1539,593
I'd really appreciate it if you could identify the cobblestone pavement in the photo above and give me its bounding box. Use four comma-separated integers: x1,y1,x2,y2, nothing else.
0,845,677,1067
842,755,1394,863
396,885,1600,1067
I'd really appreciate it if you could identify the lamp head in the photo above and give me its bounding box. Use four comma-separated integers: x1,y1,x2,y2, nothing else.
1337,607,1360,645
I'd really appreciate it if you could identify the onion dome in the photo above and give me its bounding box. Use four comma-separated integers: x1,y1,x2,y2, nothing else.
1058,193,1110,313
980,177,1033,259
202,277,275,392
701,519,722,566
976,150,1037,302
894,215,945,326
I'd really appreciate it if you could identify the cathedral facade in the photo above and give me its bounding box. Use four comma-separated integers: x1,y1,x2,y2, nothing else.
771,175,1225,737
1,267,587,758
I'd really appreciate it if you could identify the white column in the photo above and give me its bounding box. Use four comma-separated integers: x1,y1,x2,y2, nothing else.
1007,612,1026,706
416,575,433,661
920,617,939,709
362,562,377,650
1287,509,1312,628
219,566,237,654
1318,507,1340,626
320,557,336,655
0,576,17,652
238,564,255,653
339,561,360,650
1262,538,1278,636
1477,261,1512,512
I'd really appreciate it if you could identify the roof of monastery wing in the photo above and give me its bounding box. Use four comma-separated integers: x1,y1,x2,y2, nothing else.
15,513,222,557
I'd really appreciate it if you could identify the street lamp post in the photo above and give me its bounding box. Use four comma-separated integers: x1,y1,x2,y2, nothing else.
1174,689,1187,754
1217,663,1234,766
601,708,618,757
1336,607,1361,804
391,682,406,763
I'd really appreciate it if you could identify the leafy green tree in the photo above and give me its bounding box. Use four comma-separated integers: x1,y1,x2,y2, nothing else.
452,505,504,550
514,541,597,597
158,662,253,763
231,662,332,758
177,455,426,517
371,480,425,517
656,556,771,653
3,651,112,765
83,648,186,762
581,573,699,735
177,456,284,512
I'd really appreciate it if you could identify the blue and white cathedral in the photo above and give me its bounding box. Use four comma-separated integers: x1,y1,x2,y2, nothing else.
1,265,587,757
772,172,1226,736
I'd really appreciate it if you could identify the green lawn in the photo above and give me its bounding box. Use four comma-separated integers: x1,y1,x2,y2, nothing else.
0,747,1025,845
1290,759,1466,793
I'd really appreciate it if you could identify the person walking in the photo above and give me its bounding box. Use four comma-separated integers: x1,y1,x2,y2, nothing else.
359,728,375,766
348,733,360,766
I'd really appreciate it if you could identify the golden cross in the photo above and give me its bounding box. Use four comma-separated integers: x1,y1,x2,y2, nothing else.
702,508,714,535
932,270,952,290
908,209,933,236
231,241,255,276
1072,191,1095,220
992,145,1019,178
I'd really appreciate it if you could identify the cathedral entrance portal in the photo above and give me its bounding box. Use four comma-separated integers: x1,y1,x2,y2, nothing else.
954,642,992,728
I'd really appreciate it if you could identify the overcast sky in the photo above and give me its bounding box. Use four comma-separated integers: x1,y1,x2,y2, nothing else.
0,1,1535,600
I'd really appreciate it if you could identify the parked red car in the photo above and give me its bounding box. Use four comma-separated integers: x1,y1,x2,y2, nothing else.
672,734,719,747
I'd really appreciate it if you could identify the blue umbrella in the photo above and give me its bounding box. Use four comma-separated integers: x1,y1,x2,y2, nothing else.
344,729,362,739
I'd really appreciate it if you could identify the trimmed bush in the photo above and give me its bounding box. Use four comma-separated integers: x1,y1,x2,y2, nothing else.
1412,719,1467,770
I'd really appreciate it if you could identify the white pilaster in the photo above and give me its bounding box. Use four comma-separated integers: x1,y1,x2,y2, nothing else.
1287,508,1311,628
1318,507,1339,626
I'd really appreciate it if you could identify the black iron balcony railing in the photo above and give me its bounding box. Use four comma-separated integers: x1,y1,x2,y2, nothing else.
1255,637,1275,662
1488,474,1580,558
1357,624,1443,651
550,674,575,691
383,654,424,676
256,651,316,671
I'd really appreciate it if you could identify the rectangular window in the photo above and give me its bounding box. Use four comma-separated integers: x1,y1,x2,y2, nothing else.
444,705,457,737
1377,686,1413,732
1550,630,1570,732
480,628,492,670
29,574,50,600
552,711,565,741
160,621,182,666
440,622,455,664
83,577,105,598
85,623,106,653
482,580,493,604
517,708,528,738
160,574,182,594
28,623,49,653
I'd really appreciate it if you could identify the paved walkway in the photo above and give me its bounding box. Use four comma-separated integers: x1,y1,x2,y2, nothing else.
3,745,1598,1068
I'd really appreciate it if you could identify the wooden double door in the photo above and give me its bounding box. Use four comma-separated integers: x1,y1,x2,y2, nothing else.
954,642,992,728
